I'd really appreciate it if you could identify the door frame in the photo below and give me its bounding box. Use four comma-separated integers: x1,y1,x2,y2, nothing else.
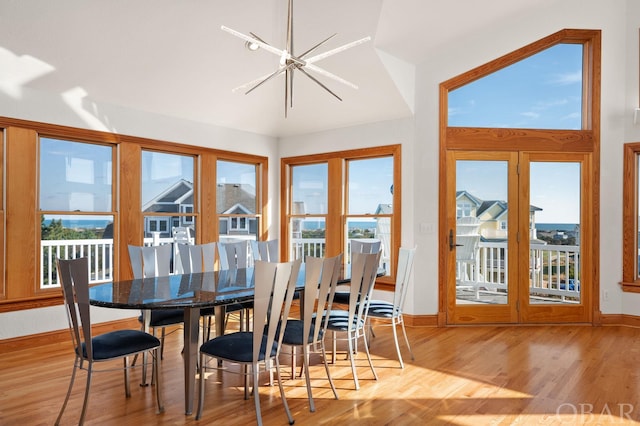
437,29,601,326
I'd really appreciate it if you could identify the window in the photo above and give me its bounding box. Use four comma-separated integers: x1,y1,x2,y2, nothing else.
141,150,196,245
448,43,583,130
217,160,259,241
39,137,115,290
457,202,472,217
282,145,401,285
1,117,269,311
622,142,640,292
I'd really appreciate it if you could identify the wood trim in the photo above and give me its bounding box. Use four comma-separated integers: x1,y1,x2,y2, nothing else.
200,153,217,243
621,142,640,287
6,127,38,299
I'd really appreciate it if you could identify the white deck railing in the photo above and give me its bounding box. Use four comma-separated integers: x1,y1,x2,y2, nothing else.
457,241,581,302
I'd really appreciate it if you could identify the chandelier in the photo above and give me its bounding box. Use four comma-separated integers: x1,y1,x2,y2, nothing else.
221,0,370,117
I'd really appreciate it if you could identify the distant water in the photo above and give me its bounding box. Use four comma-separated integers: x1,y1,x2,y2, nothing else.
536,223,578,232
303,220,377,230
44,219,111,229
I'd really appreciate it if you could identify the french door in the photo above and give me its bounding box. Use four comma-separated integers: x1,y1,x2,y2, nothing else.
445,150,592,324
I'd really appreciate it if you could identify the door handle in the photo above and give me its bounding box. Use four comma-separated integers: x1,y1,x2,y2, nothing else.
449,229,462,251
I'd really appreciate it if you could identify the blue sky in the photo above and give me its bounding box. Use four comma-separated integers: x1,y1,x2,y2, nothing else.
451,43,583,224
448,43,583,130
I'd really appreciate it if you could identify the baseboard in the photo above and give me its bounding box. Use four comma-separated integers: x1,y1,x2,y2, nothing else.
0,318,140,354
1,313,636,354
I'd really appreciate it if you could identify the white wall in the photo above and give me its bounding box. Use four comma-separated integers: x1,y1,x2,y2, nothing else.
621,0,640,315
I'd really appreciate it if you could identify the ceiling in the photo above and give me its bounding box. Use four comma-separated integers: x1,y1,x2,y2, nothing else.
0,0,547,138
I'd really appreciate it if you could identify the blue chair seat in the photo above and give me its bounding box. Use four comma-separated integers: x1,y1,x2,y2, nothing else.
138,309,184,327
80,330,161,360
200,331,276,363
281,319,323,346
366,300,398,319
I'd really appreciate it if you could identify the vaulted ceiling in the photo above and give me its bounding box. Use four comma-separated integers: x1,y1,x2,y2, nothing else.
0,0,547,137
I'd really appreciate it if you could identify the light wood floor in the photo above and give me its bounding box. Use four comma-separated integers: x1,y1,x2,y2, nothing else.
3,323,640,425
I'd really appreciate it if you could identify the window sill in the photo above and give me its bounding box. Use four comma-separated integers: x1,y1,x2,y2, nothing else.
620,281,640,293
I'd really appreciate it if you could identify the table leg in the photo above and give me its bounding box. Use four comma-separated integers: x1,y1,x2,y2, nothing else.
183,307,200,415
214,305,225,366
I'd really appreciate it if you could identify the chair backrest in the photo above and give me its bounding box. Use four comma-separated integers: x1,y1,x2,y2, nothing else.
393,247,417,310
218,240,249,270
57,257,93,360
350,239,382,255
347,251,381,328
455,234,480,262
250,239,279,263
128,244,172,278
304,254,343,349
178,242,216,273
252,259,302,364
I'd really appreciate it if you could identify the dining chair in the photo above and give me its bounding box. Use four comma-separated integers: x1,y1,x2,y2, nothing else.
333,239,382,305
325,250,381,390
176,242,218,340
196,259,301,425
218,240,252,331
365,246,417,368
250,239,279,264
281,254,342,411
55,257,163,425
128,244,183,365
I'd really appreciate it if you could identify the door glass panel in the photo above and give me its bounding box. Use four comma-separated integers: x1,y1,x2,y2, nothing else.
456,160,509,305
529,162,581,304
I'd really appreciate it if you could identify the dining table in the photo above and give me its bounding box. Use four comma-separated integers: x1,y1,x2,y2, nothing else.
88,262,380,415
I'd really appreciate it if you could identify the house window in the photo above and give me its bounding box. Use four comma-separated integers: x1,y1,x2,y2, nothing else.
39,137,115,289
500,221,507,231
230,217,248,231
181,204,194,224
282,145,401,285
457,202,472,218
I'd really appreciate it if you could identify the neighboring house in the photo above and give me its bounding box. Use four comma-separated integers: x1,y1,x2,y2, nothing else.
142,180,257,238
456,190,543,241
143,179,194,238
216,183,257,236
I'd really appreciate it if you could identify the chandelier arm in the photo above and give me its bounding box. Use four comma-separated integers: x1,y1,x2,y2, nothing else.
289,67,294,108
297,67,342,101
249,32,270,45
244,65,291,95
287,0,293,53
284,68,290,117
221,25,286,58
297,33,337,59
305,36,372,64
304,63,358,90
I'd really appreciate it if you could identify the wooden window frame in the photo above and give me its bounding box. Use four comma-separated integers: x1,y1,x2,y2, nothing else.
281,144,401,289
0,117,268,312
621,142,640,292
